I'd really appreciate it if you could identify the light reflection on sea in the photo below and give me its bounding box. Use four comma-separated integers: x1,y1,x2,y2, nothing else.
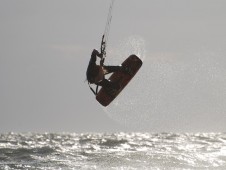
0,132,226,169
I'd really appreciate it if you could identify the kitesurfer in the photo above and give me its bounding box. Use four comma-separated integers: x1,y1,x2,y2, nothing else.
86,49,130,90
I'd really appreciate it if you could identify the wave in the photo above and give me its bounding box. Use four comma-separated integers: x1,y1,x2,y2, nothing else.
0,132,226,169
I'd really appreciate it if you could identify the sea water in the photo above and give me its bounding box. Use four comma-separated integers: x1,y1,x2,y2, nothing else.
0,133,226,170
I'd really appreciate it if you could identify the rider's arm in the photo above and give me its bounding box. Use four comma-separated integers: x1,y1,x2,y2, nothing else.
90,50,97,64
89,49,103,67
92,49,103,59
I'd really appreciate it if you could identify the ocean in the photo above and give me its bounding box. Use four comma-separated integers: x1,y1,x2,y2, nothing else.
0,132,226,170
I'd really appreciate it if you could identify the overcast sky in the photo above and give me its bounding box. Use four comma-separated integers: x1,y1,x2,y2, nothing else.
1,0,226,133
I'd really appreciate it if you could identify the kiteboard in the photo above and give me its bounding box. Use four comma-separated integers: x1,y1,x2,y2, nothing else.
96,54,142,106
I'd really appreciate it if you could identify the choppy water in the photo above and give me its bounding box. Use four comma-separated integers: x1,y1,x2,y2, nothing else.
1,133,226,170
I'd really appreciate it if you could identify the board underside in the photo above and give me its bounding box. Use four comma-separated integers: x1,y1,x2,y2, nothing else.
96,55,142,106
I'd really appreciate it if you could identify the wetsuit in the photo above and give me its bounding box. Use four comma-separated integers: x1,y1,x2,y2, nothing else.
86,49,122,89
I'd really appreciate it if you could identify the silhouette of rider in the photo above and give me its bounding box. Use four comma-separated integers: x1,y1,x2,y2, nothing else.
86,49,129,90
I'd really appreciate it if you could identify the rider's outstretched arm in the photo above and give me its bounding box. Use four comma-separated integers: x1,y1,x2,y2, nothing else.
92,49,103,58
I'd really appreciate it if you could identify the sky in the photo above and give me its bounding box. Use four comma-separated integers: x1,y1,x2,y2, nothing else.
1,0,226,133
